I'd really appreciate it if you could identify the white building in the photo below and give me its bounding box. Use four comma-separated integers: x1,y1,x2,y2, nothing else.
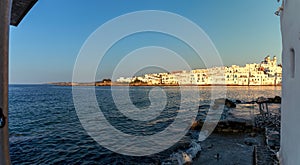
116,77,132,83
116,56,282,86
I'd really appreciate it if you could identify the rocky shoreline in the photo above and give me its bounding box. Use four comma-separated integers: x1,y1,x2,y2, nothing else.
162,96,281,165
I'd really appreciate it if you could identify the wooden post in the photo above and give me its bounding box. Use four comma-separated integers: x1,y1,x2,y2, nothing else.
0,0,12,164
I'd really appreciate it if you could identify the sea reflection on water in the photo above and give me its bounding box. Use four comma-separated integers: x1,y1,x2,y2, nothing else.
9,85,281,164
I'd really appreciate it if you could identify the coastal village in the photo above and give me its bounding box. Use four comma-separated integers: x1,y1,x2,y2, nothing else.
116,55,282,86
44,55,284,164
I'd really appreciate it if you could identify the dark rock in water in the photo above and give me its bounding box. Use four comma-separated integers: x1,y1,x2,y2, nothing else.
257,97,268,103
190,120,203,130
244,138,258,146
214,98,236,108
268,96,282,103
199,105,210,109
268,98,274,103
236,100,242,104
225,99,236,108
258,96,281,103
273,96,281,103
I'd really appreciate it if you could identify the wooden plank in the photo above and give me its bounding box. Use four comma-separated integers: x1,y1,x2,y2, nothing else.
10,0,38,26
0,0,11,164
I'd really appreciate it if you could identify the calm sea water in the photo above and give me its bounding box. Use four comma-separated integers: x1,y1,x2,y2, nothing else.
8,85,281,164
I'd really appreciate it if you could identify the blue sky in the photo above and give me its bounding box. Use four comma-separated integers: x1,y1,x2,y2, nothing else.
9,0,282,84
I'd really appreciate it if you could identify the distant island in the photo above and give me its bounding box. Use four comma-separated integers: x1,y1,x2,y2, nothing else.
50,55,282,86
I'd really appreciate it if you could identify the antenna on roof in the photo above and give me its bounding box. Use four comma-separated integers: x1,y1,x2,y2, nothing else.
275,0,284,16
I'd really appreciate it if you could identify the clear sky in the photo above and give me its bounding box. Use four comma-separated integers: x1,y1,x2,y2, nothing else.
9,0,282,84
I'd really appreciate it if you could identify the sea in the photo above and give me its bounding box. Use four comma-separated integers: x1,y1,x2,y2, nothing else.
8,85,281,164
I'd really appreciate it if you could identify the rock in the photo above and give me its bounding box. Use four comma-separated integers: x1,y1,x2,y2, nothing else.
258,96,281,103
207,143,213,149
257,97,268,103
250,132,257,137
269,133,280,140
171,151,192,165
222,128,232,133
199,105,210,109
236,99,242,104
273,96,281,103
186,141,201,159
225,99,236,108
171,136,191,151
267,139,277,148
214,98,236,108
268,98,275,103
266,131,280,150
244,138,258,146
190,120,203,130
214,153,221,160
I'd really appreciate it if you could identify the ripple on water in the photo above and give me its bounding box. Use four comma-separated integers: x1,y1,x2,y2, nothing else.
9,85,281,164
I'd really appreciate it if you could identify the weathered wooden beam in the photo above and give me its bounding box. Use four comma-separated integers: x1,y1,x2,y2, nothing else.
0,0,12,164
10,0,38,26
